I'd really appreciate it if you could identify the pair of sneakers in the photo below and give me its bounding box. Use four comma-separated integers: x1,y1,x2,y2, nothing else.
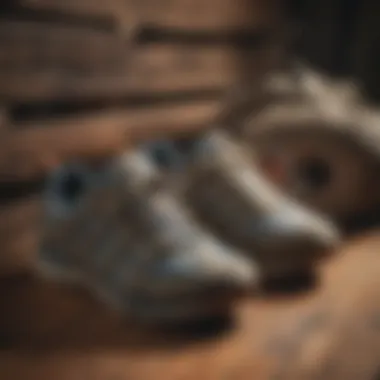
37,128,339,326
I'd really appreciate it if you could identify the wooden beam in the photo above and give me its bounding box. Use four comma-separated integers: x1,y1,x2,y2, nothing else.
0,24,245,102
18,0,281,31
0,100,220,181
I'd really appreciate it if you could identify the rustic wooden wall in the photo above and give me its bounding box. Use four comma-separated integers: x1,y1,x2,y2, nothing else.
0,0,283,182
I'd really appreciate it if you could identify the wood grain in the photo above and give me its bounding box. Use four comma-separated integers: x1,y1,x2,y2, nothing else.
1,232,380,379
0,100,220,181
18,0,281,31
0,20,128,74
17,0,133,27
0,41,244,102
136,0,280,31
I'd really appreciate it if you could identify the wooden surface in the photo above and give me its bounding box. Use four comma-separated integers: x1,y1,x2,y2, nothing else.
1,230,380,380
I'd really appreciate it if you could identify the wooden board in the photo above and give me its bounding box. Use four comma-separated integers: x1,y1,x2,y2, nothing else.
0,99,221,181
16,0,133,28
0,20,128,74
1,231,380,379
0,25,245,102
136,0,280,31
17,0,281,31
0,0,282,104
0,21,275,103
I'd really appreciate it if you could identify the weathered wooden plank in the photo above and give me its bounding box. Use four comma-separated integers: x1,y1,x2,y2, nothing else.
0,100,220,181
0,47,242,102
138,0,281,31
0,20,250,101
18,0,130,21
0,20,129,75
19,0,281,31
125,45,242,92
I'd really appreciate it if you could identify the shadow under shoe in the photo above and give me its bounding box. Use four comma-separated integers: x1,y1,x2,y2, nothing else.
127,231,258,325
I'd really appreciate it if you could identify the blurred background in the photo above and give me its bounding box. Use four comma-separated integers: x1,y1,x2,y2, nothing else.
1,1,380,379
